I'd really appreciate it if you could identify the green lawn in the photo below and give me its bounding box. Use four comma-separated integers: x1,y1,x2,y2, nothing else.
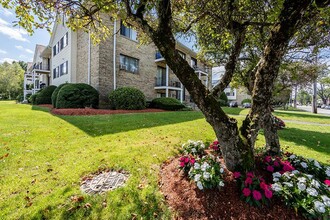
0,101,329,219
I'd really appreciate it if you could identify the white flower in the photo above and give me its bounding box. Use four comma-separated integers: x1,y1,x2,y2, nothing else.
301,162,308,168
326,167,330,177
272,172,281,178
314,201,325,213
306,187,318,197
191,148,197,153
220,168,224,173
203,172,210,180
306,174,313,179
194,174,201,182
283,182,293,187
196,181,203,190
273,178,279,182
272,183,282,192
200,143,205,149
283,172,291,179
291,170,299,175
311,179,320,189
219,181,225,187
194,162,200,170
321,195,330,207
297,182,306,191
201,162,210,171
298,177,306,183
289,154,296,159
313,160,322,169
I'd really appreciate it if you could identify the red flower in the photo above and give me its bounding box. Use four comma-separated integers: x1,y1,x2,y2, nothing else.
245,177,253,185
184,157,189,163
233,172,241,179
264,156,272,163
324,179,330,186
264,189,273,199
180,162,185,167
179,157,185,162
252,190,262,201
213,140,219,145
260,182,269,190
190,158,195,165
247,172,254,178
267,165,274,172
242,188,251,197
273,161,280,167
282,162,295,172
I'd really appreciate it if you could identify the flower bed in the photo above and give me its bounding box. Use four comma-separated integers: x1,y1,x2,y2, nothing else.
174,140,330,218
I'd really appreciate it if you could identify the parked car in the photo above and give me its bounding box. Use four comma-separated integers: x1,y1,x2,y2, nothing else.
229,101,238,107
242,103,251,108
321,104,326,109
325,105,330,110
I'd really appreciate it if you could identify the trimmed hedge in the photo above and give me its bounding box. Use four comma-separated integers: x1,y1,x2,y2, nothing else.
52,83,70,108
29,94,37,104
150,97,185,110
56,83,99,108
219,92,228,106
241,98,252,105
35,85,57,105
108,87,146,110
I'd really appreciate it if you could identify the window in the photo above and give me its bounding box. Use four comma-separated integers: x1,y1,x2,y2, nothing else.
120,21,137,41
53,32,68,56
53,66,59,79
191,57,197,67
156,67,166,86
177,50,186,59
120,54,139,73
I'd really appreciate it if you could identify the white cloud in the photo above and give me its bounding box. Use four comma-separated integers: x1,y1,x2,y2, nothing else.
0,8,14,17
0,57,17,63
25,49,34,54
19,54,28,59
0,49,6,54
15,45,23,50
0,18,29,42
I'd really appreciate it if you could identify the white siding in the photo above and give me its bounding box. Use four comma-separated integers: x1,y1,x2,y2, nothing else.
50,23,73,86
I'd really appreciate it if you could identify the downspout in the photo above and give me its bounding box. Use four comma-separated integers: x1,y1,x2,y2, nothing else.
87,28,91,85
113,19,117,90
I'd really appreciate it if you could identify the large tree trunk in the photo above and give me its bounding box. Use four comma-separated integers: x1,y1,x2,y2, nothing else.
263,113,281,155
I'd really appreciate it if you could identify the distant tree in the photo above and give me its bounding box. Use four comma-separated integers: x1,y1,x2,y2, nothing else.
318,75,330,104
0,62,24,99
298,90,312,105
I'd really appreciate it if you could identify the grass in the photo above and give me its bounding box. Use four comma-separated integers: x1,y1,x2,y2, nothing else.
0,101,329,219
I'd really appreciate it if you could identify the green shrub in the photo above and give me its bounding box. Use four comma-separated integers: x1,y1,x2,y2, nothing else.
219,92,228,106
25,94,32,103
35,85,57,105
29,94,38,104
56,83,99,109
108,87,146,110
52,83,70,108
150,97,185,110
241,98,252,105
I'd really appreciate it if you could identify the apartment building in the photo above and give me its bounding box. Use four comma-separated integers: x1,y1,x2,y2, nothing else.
23,18,211,105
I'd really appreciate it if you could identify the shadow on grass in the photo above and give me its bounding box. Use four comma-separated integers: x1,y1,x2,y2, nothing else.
279,127,330,156
221,107,246,115
274,111,330,120
32,104,205,136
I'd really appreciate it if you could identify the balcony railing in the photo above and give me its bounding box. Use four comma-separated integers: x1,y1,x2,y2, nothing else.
33,64,50,71
155,78,181,88
193,65,209,73
155,51,163,60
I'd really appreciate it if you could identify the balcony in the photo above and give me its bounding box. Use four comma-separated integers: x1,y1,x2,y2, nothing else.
155,51,165,63
193,65,209,75
32,63,50,73
155,78,182,90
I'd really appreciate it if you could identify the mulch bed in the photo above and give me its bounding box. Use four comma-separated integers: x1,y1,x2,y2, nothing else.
159,158,304,220
36,105,166,116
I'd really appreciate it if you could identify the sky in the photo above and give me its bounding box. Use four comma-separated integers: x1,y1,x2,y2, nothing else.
0,6,50,64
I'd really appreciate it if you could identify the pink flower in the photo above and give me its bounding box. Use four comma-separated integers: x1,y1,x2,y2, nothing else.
245,177,253,185
282,162,295,172
324,179,330,186
260,182,269,190
180,162,185,167
264,156,272,163
184,157,189,163
190,158,195,165
242,188,251,197
213,141,219,145
267,165,274,172
179,157,185,162
252,190,262,201
264,189,273,199
233,172,241,179
247,172,254,178
273,161,280,167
